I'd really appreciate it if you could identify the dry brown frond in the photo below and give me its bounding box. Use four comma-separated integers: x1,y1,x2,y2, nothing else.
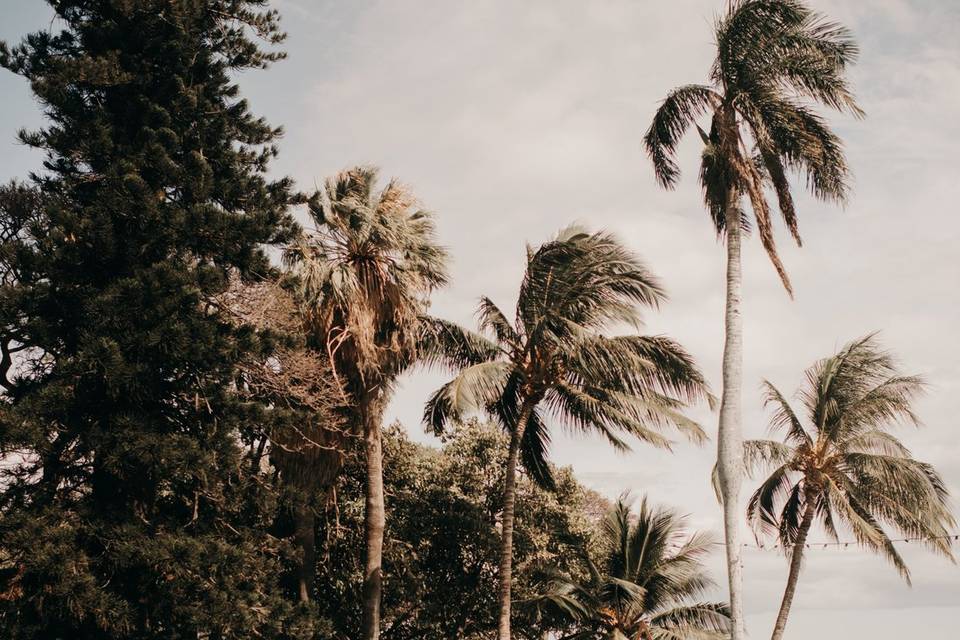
218,274,352,492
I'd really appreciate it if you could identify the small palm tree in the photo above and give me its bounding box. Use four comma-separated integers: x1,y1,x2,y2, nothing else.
529,495,730,640
644,2,862,634
742,334,955,640
285,167,479,639
426,226,711,639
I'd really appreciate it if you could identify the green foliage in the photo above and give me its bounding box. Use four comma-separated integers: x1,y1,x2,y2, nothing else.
526,495,730,640
0,2,307,637
743,334,955,581
314,421,606,640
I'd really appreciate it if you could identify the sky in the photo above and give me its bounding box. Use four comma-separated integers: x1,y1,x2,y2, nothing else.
1,1,959,638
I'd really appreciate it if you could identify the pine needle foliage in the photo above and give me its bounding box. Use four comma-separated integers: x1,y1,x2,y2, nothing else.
0,2,306,637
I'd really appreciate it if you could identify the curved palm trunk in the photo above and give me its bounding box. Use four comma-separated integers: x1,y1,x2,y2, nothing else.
717,186,746,640
770,501,815,640
497,405,532,640
361,400,386,640
294,501,317,604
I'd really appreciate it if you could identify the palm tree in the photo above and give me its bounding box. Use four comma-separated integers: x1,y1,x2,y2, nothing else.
741,334,955,640
527,495,730,640
644,2,862,633
285,166,480,639
425,226,711,639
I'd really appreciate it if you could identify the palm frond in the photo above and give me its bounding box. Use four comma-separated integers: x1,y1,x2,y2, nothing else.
416,315,499,371
729,147,794,294
761,380,811,446
520,408,556,490
422,361,515,435
650,602,731,638
476,295,520,346
776,482,806,548
518,229,667,337
746,463,797,538
823,477,911,581
739,92,852,203
519,566,593,623
743,439,794,477
545,382,671,451
645,84,722,188
563,335,711,406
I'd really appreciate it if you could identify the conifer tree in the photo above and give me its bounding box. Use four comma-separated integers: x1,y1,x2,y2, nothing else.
0,2,306,637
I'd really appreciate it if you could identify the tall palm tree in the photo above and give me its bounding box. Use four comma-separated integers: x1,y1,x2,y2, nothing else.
425,226,711,639
742,335,955,640
529,495,730,640
285,166,479,639
644,2,862,633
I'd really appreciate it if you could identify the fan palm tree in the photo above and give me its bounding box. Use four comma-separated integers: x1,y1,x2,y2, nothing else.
741,334,954,640
528,495,730,640
425,226,711,639
644,2,862,633
284,166,484,639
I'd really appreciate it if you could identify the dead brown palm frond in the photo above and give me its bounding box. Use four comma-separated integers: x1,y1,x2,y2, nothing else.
218,274,351,489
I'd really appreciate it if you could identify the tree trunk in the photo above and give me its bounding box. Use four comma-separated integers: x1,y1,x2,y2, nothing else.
361,402,386,640
717,185,746,640
770,500,815,640
497,405,532,640
293,501,316,604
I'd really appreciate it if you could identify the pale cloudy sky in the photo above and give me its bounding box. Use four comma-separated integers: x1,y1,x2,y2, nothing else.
2,1,959,638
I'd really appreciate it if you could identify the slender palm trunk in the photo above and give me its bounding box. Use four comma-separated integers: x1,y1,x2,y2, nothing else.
361,401,386,640
717,185,746,640
497,404,532,640
770,500,815,640
294,501,316,604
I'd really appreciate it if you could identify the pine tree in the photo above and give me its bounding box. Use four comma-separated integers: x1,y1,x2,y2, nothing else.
0,2,307,637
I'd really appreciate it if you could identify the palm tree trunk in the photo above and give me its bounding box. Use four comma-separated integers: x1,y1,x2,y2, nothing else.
497,404,532,640
361,401,386,640
770,500,815,640
294,500,316,604
717,184,746,640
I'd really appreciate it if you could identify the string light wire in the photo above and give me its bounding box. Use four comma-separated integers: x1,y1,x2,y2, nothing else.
709,533,960,551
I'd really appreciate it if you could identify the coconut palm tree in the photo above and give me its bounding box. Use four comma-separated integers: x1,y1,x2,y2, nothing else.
644,2,862,633
285,166,484,639
528,495,730,640
425,226,711,639
741,334,955,640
